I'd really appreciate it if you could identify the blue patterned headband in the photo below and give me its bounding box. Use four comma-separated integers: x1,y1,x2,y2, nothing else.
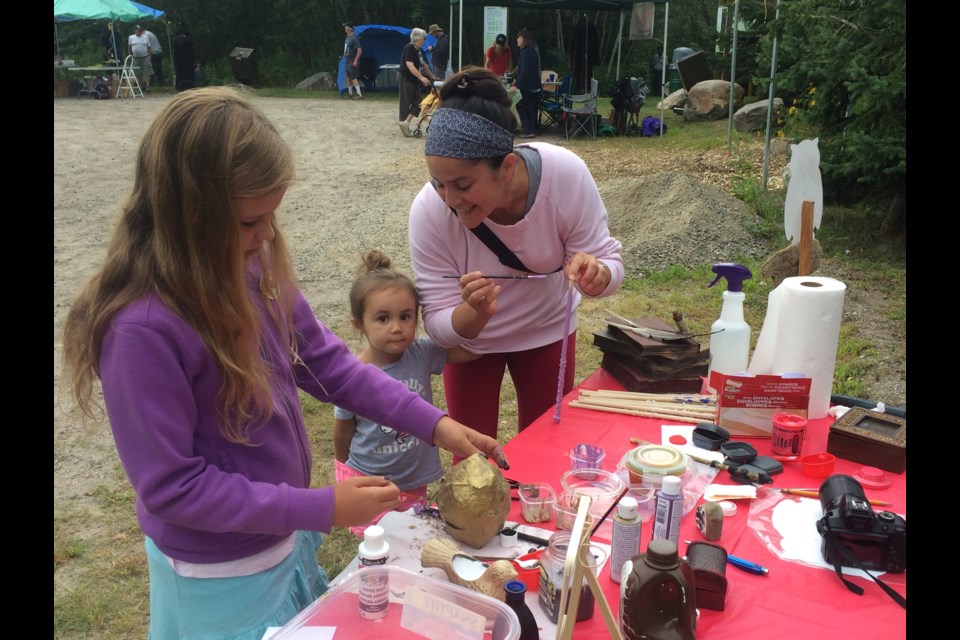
425,108,514,158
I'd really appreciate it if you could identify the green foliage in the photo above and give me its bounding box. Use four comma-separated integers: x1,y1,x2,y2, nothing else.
757,0,906,231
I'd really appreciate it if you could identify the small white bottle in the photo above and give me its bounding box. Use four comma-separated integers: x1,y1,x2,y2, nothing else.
651,476,683,547
358,525,390,620
609,496,642,584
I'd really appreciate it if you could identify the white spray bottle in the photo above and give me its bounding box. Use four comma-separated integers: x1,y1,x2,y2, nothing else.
706,263,753,393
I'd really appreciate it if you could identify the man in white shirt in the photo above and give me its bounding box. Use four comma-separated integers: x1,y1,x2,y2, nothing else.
128,24,154,91
145,29,164,86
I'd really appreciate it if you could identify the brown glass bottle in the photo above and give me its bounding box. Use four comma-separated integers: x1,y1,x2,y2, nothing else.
619,538,697,640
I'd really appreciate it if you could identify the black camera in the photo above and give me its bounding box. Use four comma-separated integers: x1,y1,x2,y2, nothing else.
815,474,906,573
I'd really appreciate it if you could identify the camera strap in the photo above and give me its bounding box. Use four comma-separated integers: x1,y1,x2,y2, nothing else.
822,533,906,609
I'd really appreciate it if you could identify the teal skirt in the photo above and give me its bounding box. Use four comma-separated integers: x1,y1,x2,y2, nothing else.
145,531,329,640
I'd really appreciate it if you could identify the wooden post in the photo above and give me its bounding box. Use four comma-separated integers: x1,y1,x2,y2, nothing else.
798,200,815,276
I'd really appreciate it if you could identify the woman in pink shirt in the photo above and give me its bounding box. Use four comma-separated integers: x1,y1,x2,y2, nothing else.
409,66,623,454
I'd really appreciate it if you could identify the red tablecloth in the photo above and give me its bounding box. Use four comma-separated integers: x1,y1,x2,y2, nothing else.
500,368,907,639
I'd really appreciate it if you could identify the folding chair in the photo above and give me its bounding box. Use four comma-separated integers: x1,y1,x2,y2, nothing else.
117,55,143,99
562,78,599,140
539,74,570,131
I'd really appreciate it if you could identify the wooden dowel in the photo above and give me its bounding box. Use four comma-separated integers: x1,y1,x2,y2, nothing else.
579,389,716,404
573,397,716,419
570,400,709,423
799,199,815,276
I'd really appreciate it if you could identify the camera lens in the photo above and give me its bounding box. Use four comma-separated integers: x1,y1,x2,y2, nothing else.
818,474,866,512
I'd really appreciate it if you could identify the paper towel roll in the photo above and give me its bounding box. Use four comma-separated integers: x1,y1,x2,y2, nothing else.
747,276,846,418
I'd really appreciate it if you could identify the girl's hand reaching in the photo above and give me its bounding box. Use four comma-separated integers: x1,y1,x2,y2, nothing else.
332,476,401,527
432,416,510,470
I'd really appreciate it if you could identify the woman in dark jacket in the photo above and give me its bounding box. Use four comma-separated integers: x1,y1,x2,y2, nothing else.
172,24,196,91
512,29,541,138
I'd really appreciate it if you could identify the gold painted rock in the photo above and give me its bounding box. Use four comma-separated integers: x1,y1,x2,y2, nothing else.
435,453,511,548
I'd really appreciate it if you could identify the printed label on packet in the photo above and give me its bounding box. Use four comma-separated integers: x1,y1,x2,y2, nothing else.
400,586,486,640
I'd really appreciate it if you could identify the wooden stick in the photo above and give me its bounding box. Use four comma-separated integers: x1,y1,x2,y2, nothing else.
579,389,717,405
582,553,624,640
578,397,716,415
798,199,815,276
776,488,892,507
570,400,710,423
556,495,591,640
572,397,716,420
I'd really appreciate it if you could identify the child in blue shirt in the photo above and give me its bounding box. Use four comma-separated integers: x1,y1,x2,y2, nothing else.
334,249,480,535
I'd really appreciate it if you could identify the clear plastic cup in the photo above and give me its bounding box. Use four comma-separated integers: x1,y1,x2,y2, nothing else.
570,443,606,479
518,482,556,524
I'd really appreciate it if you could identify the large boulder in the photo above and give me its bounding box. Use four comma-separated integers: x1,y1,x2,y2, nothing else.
656,88,686,111
733,98,784,133
296,72,337,92
684,80,744,121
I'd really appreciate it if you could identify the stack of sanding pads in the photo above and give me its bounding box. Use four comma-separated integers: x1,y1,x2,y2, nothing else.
592,316,708,393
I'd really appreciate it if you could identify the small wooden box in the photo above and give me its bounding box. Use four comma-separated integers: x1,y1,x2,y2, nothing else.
826,407,906,473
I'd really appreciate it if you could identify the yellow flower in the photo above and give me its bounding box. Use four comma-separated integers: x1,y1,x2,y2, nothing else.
789,106,797,115
808,86,817,95
777,129,785,138
809,99,816,107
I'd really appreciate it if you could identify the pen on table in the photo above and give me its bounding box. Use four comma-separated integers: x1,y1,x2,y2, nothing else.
727,554,770,576
684,541,769,575
442,274,548,279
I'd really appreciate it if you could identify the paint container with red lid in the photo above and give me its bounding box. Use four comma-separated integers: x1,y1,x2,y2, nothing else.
770,412,808,456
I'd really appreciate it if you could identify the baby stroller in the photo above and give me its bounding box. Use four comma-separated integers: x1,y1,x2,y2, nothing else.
411,86,441,138
77,75,112,99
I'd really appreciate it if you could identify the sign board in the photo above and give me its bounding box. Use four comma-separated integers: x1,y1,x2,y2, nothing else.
484,6,509,52
630,2,655,40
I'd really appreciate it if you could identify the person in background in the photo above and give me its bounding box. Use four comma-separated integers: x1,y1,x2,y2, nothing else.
172,24,196,91
194,62,207,87
333,249,480,537
145,27,164,86
512,29,541,138
128,24,153,92
650,45,664,96
60,86,507,640
426,24,450,79
341,22,363,99
484,33,512,78
101,21,123,63
398,28,436,137
409,67,623,459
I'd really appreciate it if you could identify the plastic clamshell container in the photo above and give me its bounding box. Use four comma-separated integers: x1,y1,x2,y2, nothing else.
269,565,520,640
624,445,689,487
518,482,556,523
561,468,625,521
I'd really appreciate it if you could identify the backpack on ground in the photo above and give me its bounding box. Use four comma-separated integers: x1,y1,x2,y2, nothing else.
641,115,667,137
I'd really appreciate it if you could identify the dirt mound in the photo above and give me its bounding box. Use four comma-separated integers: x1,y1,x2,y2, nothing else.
601,172,772,276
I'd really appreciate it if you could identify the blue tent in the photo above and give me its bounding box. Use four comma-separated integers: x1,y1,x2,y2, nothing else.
336,25,436,94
